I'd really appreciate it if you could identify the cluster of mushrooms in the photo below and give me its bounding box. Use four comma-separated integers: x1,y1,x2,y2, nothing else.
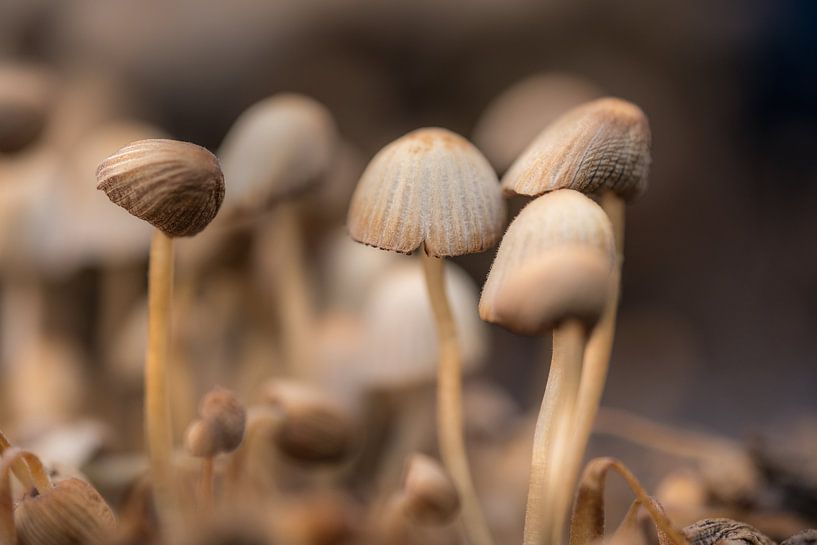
1,66,815,545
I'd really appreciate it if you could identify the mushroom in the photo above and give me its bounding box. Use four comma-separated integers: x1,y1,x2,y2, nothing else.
479,189,615,545
500,97,651,543
0,62,55,154
96,138,225,532
472,73,601,174
215,93,338,377
347,127,504,545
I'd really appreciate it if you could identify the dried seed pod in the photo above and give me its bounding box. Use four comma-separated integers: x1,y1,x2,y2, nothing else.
218,93,337,210
347,127,505,257
401,454,460,525
502,97,651,201
96,138,225,237
479,189,615,330
262,380,356,465
682,519,776,545
472,73,601,173
15,478,116,545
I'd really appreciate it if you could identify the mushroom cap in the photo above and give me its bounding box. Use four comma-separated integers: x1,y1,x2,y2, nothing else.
347,127,505,257
218,93,337,212
96,138,225,237
402,453,460,525
480,189,615,333
198,387,247,454
15,477,116,545
501,97,651,201
484,247,611,334
0,62,55,153
358,260,487,389
472,73,601,173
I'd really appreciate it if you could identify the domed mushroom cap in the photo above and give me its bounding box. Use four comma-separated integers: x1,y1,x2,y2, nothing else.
502,97,651,201
402,453,460,525
218,93,337,212
358,260,487,389
96,138,225,237
480,190,615,332
347,127,505,257
472,73,601,173
15,477,116,545
0,63,55,153
485,247,612,335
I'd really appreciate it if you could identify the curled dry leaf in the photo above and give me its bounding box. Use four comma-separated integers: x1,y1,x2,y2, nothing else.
569,457,688,545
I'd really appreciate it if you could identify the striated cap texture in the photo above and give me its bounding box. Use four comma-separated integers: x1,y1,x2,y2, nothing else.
219,93,337,211
480,190,615,333
15,478,116,545
96,139,225,237
502,97,651,201
347,127,505,257
472,73,601,173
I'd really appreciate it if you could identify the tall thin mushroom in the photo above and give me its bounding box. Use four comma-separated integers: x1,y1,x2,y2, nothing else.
347,127,505,545
480,189,615,545
501,97,651,543
96,139,225,532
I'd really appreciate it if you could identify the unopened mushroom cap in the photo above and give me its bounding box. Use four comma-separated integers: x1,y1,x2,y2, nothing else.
15,477,116,545
96,138,225,237
219,93,337,212
480,190,615,332
0,63,55,153
198,387,247,454
262,380,356,465
473,73,601,173
347,127,505,257
402,453,460,525
359,260,487,389
484,247,611,334
502,97,651,201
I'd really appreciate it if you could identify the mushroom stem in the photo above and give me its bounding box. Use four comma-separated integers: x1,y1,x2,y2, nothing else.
258,203,314,377
0,449,53,545
0,430,34,490
200,457,214,510
146,229,177,528
523,318,586,545
550,191,626,544
420,247,494,545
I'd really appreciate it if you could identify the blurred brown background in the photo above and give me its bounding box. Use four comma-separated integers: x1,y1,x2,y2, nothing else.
2,0,815,438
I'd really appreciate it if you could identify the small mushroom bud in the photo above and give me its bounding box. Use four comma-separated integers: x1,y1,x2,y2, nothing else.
96,138,225,237
199,387,247,453
0,63,54,153
401,454,460,525
262,381,355,465
15,478,117,545
185,419,220,458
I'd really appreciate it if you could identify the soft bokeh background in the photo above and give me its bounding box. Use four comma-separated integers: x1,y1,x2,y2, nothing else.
2,0,816,494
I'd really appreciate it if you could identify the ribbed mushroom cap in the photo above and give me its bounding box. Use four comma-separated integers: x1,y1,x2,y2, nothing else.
347,127,505,257
218,93,337,212
480,190,615,332
358,260,487,389
0,63,55,153
15,478,116,545
501,97,651,201
96,138,225,237
472,73,601,173
402,453,460,525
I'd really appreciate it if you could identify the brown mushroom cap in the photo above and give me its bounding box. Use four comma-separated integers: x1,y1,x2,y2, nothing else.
472,73,602,174
0,63,55,153
501,97,651,201
402,453,460,525
347,127,505,257
218,93,337,212
96,138,225,237
480,189,614,333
